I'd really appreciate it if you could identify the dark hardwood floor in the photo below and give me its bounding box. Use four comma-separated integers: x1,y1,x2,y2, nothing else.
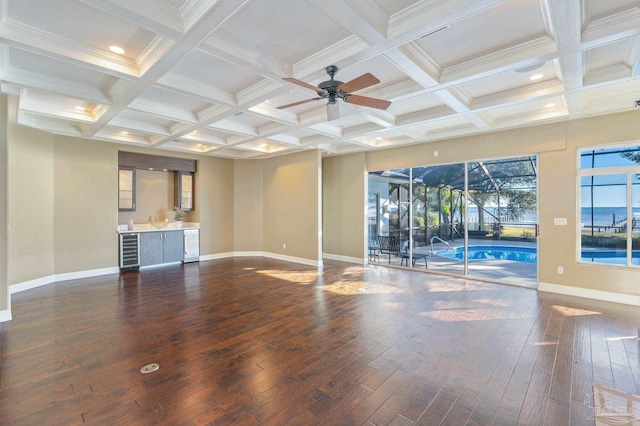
1,258,639,425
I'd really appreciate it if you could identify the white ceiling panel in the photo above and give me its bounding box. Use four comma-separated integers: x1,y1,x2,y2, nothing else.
416,1,547,67
140,86,210,113
461,61,559,99
219,0,352,64
10,0,156,60
1,0,639,159
170,49,262,93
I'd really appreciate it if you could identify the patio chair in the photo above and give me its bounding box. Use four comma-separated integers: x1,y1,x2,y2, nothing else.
376,235,400,263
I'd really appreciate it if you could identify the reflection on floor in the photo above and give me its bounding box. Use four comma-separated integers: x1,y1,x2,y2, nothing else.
370,238,537,288
1,258,637,424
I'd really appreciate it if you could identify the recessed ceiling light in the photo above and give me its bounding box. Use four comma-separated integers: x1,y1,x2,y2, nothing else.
109,45,125,54
545,103,556,108
261,143,268,147
74,106,85,111
376,137,382,141
530,74,544,81
162,169,167,172
149,168,154,171
121,131,128,135
196,144,203,147
191,130,198,133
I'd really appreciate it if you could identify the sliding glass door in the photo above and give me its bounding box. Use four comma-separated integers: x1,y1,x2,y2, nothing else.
367,156,538,288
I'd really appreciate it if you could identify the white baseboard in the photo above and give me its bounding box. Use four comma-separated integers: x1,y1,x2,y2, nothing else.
539,282,640,307
10,267,119,295
199,251,323,268
10,275,55,294
322,253,365,265
55,267,119,283
0,309,12,322
231,251,264,258
261,252,323,268
199,252,235,261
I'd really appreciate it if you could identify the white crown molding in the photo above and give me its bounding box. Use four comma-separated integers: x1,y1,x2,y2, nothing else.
202,30,290,81
128,98,198,124
583,8,640,43
470,79,564,110
235,79,283,106
0,19,140,79
18,111,83,137
0,67,111,105
157,73,236,107
108,116,171,136
292,35,368,80
441,37,557,86
583,62,631,87
136,36,175,74
539,282,640,307
78,0,184,39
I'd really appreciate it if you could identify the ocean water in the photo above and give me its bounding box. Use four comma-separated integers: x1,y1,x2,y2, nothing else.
581,207,640,226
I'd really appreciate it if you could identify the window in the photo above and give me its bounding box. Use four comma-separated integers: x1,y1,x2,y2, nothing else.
579,146,640,266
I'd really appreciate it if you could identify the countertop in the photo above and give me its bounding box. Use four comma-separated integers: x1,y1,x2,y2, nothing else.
117,222,200,234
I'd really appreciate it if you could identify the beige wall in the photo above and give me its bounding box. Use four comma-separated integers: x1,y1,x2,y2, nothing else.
323,111,640,297
53,136,119,274
197,155,234,255
8,125,55,283
323,153,366,259
118,169,176,224
7,126,235,286
234,159,263,252
262,150,321,261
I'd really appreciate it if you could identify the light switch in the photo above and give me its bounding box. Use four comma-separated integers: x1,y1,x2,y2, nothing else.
554,218,567,226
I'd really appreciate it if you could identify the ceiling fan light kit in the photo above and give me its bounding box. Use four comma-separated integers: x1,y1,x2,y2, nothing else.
278,65,392,121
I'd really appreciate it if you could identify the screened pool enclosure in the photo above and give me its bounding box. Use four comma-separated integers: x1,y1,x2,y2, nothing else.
368,156,538,287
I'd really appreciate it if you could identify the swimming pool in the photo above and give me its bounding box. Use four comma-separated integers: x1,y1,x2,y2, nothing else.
439,246,640,265
581,250,640,265
440,246,537,263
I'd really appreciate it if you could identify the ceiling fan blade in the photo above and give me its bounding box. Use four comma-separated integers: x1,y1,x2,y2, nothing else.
337,73,380,93
276,98,321,109
282,77,325,94
344,94,391,110
327,102,340,121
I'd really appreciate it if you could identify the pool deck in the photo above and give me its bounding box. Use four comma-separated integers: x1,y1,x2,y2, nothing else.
370,238,538,288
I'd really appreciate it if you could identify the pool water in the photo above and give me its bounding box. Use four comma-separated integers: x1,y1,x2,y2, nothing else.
439,246,640,265
440,246,537,263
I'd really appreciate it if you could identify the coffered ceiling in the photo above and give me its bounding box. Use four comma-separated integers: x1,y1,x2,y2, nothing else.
2,0,640,159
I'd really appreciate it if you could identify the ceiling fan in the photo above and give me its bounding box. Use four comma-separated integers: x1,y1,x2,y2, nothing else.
277,65,391,121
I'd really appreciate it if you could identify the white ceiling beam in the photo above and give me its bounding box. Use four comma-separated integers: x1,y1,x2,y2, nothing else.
545,0,583,114
77,0,184,39
83,0,252,138
200,31,290,81
307,0,389,45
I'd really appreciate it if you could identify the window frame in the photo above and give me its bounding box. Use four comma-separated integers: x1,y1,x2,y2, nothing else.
577,145,640,268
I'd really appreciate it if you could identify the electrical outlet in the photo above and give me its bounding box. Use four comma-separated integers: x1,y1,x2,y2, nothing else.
557,266,564,274
553,218,567,226
434,150,439,157
282,243,286,249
